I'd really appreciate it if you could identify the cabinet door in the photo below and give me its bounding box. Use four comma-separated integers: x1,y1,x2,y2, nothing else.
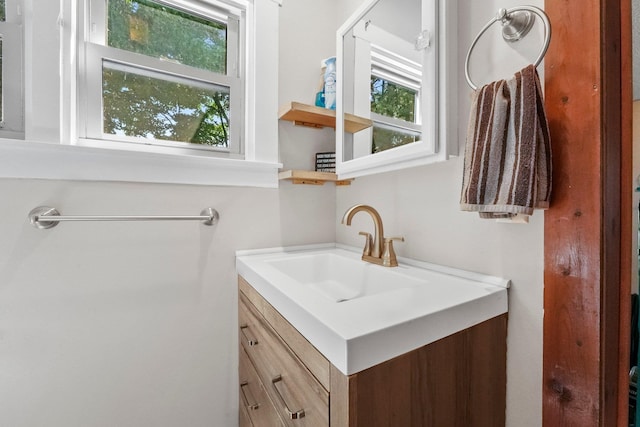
239,346,283,427
239,294,329,426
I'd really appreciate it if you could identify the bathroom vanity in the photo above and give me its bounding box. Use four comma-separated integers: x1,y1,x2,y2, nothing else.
236,245,509,426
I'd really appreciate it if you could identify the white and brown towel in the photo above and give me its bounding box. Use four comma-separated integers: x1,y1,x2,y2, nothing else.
460,64,552,219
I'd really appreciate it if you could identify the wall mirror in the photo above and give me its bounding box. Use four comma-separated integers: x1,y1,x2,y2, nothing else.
336,0,457,178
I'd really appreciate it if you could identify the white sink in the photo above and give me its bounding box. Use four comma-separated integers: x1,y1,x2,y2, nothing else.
236,244,509,375
265,252,427,303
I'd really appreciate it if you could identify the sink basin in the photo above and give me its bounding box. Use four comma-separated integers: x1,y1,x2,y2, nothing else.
266,253,426,303
236,244,509,375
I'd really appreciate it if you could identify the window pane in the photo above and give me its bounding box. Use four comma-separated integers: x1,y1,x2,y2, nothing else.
370,76,417,123
0,0,5,21
107,0,227,74
372,125,419,154
103,62,230,147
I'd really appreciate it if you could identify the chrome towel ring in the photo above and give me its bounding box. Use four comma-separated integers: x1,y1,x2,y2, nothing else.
464,6,551,90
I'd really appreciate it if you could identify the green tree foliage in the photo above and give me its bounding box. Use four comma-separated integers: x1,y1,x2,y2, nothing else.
371,127,418,154
108,0,226,74
104,0,230,146
103,68,230,145
0,0,5,21
370,77,416,122
370,76,419,153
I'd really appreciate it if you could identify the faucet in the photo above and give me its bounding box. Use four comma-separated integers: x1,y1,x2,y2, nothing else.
341,204,404,267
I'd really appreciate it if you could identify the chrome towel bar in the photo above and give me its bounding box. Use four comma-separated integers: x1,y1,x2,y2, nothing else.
464,6,551,90
28,206,219,229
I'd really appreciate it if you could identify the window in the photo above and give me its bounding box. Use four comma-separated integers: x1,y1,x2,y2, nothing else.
0,0,24,139
0,0,281,187
80,0,243,156
369,45,421,154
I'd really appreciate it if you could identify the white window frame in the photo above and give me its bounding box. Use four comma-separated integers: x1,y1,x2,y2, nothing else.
78,0,244,157
0,0,24,139
0,0,281,187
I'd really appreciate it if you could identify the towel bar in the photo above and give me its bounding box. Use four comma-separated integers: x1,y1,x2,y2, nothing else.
28,206,220,229
464,6,551,90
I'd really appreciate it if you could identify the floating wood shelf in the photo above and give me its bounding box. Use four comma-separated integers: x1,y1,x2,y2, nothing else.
278,102,372,133
279,170,353,186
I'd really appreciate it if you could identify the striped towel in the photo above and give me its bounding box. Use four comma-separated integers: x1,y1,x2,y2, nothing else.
460,64,552,219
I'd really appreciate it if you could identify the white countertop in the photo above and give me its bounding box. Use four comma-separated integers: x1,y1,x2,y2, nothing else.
236,244,509,375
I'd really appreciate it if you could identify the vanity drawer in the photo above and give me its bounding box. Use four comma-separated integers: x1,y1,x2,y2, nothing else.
238,276,330,390
239,345,283,427
239,402,252,427
239,293,329,426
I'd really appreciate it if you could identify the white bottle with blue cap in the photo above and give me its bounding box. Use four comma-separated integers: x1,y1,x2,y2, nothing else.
323,57,336,110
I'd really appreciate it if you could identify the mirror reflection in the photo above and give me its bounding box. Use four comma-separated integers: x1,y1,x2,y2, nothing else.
341,0,426,162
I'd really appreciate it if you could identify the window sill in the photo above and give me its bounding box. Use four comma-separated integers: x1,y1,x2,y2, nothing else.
0,138,281,187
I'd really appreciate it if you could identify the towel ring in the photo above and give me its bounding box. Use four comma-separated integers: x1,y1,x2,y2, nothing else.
465,6,551,90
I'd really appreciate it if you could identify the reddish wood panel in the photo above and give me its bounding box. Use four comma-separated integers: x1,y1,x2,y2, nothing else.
543,0,627,425
543,0,602,421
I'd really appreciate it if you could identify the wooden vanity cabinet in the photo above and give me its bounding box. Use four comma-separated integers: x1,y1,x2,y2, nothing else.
238,275,507,427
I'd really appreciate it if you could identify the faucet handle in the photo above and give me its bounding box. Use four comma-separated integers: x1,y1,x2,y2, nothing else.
358,231,373,256
382,236,404,267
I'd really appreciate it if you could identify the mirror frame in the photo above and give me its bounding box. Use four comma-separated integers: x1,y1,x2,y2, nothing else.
336,0,457,179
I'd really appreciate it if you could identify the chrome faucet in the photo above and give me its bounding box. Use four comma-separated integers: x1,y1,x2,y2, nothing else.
341,204,404,267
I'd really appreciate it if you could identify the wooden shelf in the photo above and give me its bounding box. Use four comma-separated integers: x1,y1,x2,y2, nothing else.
279,170,353,186
278,102,372,133
277,102,363,186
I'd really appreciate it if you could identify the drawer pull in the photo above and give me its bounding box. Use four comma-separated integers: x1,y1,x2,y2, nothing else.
271,375,305,420
240,381,260,411
240,325,259,346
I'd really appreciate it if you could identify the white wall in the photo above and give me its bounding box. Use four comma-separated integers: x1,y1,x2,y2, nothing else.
1,180,335,426
336,1,545,426
0,1,338,426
